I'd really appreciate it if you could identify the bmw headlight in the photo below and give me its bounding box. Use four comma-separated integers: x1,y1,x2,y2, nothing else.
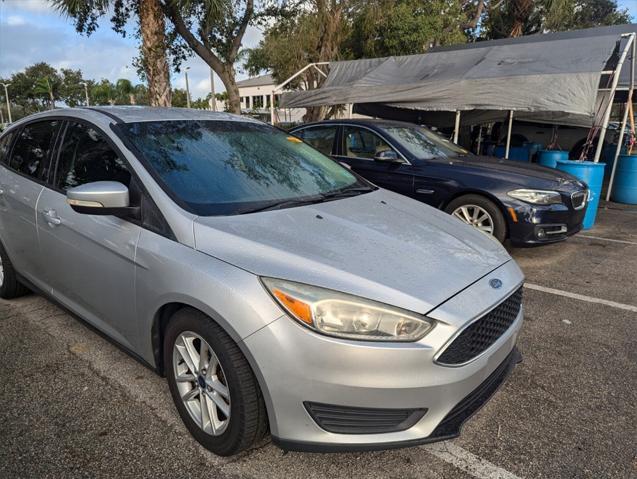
507,189,562,205
262,278,434,342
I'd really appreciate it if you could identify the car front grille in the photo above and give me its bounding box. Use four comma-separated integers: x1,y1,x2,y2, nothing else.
436,287,523,366
571,190,587,210
304,402,427,434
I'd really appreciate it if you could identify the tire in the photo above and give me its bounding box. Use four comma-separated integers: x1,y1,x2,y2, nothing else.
0,242,30,299
445,194,507,243
164,308,268,456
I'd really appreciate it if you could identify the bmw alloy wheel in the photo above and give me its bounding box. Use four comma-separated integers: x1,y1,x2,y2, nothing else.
452,204,495,236
173,331,231,436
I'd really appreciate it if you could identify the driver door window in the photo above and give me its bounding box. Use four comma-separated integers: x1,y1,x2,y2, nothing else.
55,122,131,191
343,126,394,160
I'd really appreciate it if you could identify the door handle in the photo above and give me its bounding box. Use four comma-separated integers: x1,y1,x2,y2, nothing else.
416,188,435,195
43,209,62,226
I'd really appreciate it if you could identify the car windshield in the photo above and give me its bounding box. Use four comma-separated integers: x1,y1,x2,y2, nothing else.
383,126,470,159
119,120,366,216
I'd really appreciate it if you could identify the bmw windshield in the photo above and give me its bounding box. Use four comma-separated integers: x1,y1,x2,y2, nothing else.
384,126,470,159
119,120,371,216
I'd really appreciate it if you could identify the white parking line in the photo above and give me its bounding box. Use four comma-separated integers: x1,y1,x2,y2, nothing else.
525,283,637,313
578,234,637,246
425,442,522,479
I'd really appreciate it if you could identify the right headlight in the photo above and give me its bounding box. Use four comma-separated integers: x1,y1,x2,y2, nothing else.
507,189,562,205
261,277,434,342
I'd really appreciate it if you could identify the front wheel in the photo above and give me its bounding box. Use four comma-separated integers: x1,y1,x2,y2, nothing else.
445,194,507,243
164,308,267,456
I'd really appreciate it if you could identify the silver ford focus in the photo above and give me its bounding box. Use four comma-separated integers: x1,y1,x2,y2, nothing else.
0,107,524,456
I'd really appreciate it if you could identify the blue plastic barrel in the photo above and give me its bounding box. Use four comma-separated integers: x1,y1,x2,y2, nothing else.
602,144,624,181
493,145,531,161
556,160,605,230
537,150,568,168
611,154,637,204
524,142,543,162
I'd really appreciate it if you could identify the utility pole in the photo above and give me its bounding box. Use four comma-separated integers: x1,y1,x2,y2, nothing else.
80,82,90,106
185,67,191,108
1,83,11,123
209,68,216,111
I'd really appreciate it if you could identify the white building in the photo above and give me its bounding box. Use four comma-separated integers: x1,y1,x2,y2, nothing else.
236,74,305,124
236,73,366,124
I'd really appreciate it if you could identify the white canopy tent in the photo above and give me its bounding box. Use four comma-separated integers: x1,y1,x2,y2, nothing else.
279,24,636,179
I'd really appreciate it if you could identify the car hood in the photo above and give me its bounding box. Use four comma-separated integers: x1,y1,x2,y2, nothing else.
193,189,511,315
439,155,584,189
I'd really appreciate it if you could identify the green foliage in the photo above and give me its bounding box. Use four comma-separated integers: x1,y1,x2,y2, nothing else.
482,0,631,39
346,0,467,58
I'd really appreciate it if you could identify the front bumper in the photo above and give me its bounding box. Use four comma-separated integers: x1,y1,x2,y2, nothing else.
243,261,524,451
506,198,586,246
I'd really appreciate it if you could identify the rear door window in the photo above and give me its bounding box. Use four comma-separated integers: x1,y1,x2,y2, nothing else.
54,122,131,191
295,126,338,156
9,120,60,180
0,131,15,165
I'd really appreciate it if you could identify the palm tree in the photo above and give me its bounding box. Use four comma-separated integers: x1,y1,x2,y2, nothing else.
33,77,56,109
51,0,172,106
115,78,134,104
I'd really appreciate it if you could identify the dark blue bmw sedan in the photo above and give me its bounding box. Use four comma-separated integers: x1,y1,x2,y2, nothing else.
291,119,589,246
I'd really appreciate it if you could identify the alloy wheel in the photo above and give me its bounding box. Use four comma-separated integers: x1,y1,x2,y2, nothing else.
452,204,495,236
173,331,231,436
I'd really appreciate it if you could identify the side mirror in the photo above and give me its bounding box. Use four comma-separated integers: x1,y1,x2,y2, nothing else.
66,181,140,219
374,150,402,163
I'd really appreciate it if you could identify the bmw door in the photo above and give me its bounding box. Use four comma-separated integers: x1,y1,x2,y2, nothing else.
36,120,141,350
0,121,60,289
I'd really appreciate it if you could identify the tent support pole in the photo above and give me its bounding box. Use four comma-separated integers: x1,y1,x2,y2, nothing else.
453,110,461,143
476,126,482,155
505,110,514,159
270,92,275,125
606,33,636,200
593,32,635,163
271,62,330,124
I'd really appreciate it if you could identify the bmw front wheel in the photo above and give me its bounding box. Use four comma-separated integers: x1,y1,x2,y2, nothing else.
445,194,507,243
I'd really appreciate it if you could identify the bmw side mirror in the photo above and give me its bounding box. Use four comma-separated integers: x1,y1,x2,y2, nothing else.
66,181,140,219
374,150,402,163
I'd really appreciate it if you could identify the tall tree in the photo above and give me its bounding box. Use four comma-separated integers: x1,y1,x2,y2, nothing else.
482,0,630,39
245,0,350,121
161,0,255,114
51,0,172,106
346,0,467,58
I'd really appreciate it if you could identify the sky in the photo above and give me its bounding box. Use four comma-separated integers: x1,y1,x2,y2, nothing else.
1,0,637,100
0,0,264,99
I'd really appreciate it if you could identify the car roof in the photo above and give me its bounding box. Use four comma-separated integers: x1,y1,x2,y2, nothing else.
292,118,421,130
7,106,261,127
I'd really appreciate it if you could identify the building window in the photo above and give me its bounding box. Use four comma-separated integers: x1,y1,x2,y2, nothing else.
253,96,263,109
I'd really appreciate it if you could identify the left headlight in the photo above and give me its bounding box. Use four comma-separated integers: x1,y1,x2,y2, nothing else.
261,278,434,342
507,189,562,205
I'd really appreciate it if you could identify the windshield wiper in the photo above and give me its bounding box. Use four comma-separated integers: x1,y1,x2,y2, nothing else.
237,195,326,214
321,185,376,200
237,185,375,215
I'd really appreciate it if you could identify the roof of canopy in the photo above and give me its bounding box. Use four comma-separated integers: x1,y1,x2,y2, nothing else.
280,24,636,127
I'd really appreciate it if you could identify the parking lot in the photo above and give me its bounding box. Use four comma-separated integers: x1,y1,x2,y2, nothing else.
0,203,635,479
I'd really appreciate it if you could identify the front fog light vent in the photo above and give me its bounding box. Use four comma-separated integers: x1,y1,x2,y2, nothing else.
304,402,427,434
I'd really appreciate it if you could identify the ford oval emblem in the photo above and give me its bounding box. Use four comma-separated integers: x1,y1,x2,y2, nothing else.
489,278,503,289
